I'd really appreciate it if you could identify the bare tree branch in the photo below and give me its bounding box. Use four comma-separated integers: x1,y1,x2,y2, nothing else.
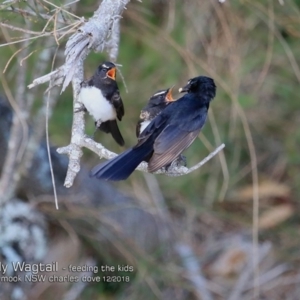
106,17,121,62
58,136,225,180
28,0,130,92
0,22,42,35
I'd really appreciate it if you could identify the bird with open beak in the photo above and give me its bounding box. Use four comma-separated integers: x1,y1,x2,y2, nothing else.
77,61,125,146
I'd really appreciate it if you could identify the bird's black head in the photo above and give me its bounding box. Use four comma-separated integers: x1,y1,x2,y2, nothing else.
96,61,117,80
148,87,174,106
179,76,216,100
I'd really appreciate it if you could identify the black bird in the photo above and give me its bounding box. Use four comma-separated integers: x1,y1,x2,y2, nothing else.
77,61,125,146
136,87,174,138
90,76,216,181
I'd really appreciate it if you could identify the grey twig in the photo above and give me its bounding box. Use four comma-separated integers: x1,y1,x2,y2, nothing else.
58,62,85,188
106,16,121,62
175,243,213,300
28,0,131,92
58,135,224,185
228,242,272,300
0,22,42,35
244,264,289,292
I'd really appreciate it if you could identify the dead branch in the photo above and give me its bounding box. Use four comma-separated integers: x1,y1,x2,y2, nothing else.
58,133,224,186
0,22,42,35
28,0,130,92
106,17,121,62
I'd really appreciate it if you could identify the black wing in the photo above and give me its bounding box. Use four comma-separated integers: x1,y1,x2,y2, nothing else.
148,110,208,172
99,120,125,146
111,90,124,121
148,125,200,172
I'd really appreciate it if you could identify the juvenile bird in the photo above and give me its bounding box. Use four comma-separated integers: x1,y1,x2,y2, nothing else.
77,61,125,146
90,76,216,181
136,87,174,138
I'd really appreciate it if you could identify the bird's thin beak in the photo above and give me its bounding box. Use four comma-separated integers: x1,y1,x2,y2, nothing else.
178,84,189,93
166,86,175,102
107,67,116,80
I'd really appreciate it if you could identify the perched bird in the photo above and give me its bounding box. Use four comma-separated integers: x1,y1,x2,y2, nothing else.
90,76,216,181
136,87,174,138
77,61,125,146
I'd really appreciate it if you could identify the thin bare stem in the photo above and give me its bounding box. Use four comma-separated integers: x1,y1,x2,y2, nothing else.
46,89,59,210
0,22,42,35
28,0,131,93
0,22,81,48
3,47,24,73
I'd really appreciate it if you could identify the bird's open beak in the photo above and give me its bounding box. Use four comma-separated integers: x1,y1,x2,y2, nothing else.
107,67,116,80
166,86,175,102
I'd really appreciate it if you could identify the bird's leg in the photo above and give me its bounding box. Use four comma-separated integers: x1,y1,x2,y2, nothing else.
177,154,187,167
92,120,102,139
165,155,187,172
92,124,98,139
95,120,102,128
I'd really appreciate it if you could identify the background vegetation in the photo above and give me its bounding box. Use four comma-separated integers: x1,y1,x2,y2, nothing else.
1,0,300,299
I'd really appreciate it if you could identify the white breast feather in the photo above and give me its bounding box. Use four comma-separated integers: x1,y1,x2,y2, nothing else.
139,120,151,134
78,86,116,122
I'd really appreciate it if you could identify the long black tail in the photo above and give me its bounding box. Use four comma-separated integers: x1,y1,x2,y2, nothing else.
90,143,153,181
99,120,125,146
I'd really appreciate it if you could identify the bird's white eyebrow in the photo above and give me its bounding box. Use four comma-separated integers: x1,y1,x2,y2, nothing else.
102,64,110,68
153,90,166,97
